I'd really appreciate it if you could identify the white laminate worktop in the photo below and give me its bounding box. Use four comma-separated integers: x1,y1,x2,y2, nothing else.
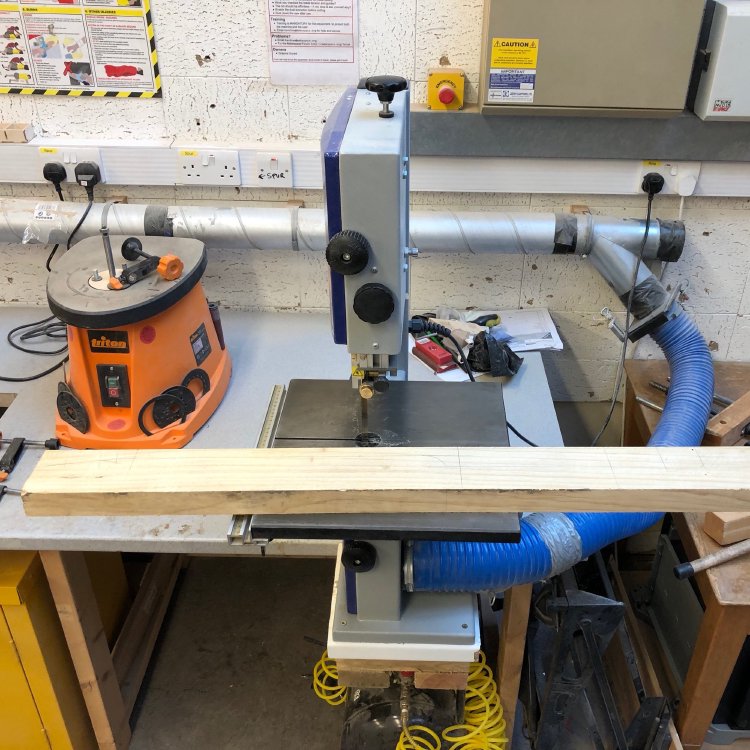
0,308,563,554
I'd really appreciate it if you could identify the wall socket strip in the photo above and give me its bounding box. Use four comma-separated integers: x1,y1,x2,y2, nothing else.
37,145,105,183
176,149,241,185
2,139,745,195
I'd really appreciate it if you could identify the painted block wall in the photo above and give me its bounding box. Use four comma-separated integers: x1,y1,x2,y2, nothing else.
1,182,748,401
0,0,485,142
0,0,748,399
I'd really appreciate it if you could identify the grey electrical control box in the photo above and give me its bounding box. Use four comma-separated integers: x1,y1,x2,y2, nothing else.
480,0,705,116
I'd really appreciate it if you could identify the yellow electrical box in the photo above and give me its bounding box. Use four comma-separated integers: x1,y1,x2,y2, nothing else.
427,68,465,110
0,552,96,750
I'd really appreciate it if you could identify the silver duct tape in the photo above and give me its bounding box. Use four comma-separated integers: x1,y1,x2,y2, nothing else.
525,512,582,576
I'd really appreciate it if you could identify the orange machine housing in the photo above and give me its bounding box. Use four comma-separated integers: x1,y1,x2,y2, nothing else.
48,235,231,449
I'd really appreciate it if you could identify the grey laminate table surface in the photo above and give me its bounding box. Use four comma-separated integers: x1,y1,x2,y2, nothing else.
0,308,563,555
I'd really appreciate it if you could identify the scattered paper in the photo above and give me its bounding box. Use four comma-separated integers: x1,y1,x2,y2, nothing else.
486,308,563,353
267,0,359,85
408,308,562,383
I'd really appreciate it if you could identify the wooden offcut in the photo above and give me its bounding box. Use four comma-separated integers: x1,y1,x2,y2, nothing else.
21,446,750,517
704,512,750,545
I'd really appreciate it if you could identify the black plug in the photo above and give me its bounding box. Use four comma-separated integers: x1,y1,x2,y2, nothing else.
641,172,665,197
42,162,67,200
74,161,101,200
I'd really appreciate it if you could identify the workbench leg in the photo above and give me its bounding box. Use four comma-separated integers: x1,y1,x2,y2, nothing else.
497,583,533,747
40,551,131,750
676,601,750,749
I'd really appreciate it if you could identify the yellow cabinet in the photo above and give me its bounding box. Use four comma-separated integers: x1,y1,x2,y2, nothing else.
0,552,96,750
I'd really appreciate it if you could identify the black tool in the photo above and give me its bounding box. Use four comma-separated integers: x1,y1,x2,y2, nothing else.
364,75,408,118
0,437,59,450
0,437,25,481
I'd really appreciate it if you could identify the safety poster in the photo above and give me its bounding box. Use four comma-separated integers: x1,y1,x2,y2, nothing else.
0,0,160,96
267,0,358,86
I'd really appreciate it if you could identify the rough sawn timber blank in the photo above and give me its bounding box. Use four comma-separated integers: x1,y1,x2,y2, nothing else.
21,446,750,517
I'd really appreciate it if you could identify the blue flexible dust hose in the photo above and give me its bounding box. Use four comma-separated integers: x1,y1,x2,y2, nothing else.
410,309,714,592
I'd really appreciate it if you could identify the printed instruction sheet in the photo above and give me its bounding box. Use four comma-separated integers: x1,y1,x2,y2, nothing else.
267,0,358,85
1,0,159,96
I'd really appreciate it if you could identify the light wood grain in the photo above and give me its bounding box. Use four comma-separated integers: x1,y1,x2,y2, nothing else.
40,551,131,750
336,659,469,690
704,391,750,446
21,446,750,517
704,512,750,545
497,583,532,747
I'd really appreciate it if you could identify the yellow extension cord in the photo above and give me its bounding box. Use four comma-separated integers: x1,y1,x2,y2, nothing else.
313,650,508,749
313,650,347,706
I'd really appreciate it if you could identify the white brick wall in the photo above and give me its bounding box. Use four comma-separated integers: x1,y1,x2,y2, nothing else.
1,183,748,401
0,0,488,140
0,0,748,399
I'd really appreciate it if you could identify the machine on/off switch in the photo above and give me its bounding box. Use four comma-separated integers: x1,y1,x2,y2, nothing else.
105,374,121,399
438,87,456,105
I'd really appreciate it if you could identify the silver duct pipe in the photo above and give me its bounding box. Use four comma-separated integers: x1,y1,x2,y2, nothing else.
0,199,685,260
590,234,672,320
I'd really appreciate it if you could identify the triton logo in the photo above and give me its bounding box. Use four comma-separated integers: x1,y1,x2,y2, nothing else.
87,330,129,353
91,337,126,349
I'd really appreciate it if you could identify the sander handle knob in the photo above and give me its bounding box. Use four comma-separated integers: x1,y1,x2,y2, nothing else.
157,254,184,281
121,237,147,262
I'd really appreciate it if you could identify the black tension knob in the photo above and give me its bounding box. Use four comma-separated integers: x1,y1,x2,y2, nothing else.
341,541,377,573
353,283,395,324
326,230,371,275
121,237,145,261
364,75,408,118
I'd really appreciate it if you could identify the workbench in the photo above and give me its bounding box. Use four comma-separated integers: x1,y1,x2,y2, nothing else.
624,359,750,750
0,307,564,552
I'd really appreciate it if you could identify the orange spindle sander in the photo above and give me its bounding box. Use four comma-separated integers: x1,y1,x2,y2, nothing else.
47,234,231,449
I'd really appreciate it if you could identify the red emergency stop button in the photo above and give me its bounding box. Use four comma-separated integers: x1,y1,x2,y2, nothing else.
438,86,456,105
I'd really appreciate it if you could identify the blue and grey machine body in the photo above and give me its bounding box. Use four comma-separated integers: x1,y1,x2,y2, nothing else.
321,81,411,388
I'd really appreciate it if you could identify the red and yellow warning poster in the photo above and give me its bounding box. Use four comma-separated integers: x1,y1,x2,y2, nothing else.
0,0,160,96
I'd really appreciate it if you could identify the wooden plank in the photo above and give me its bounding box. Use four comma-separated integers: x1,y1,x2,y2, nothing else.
704,512,750,545
111,554,181,716
0,393,16,409
674,513,750,606
497,583,532,747
40,551,130,750
704,391,750,446
676,602,750,749
336,659,470,690
21,446,750,517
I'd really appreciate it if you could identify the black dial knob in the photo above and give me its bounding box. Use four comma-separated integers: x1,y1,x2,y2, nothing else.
326,230,370,275
364,75,408,118
341,541,377,573
121,237,145,261
353,283,395,324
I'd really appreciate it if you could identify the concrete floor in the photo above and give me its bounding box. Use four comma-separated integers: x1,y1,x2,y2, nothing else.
130,557,343,749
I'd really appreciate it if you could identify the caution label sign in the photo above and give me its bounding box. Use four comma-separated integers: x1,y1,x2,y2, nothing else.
1,0,160,97
490,38,539,69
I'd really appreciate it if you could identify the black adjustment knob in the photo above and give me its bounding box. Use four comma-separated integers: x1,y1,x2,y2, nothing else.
373,376,389,393
353,283,395,324
121,237,145,261
364,75,408,118
326,230,370,275
341,541,377,573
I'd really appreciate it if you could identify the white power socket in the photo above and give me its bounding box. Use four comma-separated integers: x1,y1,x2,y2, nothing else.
175,148,241,185
37,146,104,183
639,161,701,196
